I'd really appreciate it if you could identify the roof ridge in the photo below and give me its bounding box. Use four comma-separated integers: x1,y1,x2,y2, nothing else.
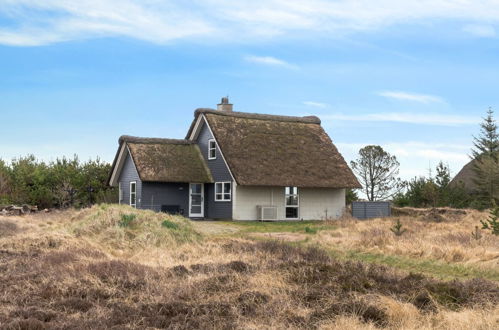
119,135,193,145
194,108,321,124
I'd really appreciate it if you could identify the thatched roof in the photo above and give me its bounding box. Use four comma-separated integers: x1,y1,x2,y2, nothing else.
121,136,213,183
193,109,361,188
449,159,478,192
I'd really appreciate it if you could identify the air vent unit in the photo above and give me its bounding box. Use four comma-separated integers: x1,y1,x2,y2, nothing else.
257,205,278,221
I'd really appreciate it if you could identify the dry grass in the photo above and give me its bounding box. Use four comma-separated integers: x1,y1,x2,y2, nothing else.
315,209,499,270
0,205,498,329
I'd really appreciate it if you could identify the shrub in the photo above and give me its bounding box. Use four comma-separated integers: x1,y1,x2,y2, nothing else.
118,214,136,227
481,205,499,235
161,219,179,230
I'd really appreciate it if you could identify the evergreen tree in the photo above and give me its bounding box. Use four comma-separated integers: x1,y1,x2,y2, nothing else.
345,188,359,205
481,204,499,235
435,161,451,189
472,107,499,159
471,108,499,207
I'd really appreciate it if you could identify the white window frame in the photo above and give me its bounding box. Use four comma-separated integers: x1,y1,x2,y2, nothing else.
215,182,231,202
130,181,137,208
208,139,217,160
118,182,123,204
285,186,299,219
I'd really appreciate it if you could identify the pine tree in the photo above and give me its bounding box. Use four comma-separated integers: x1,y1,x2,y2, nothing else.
435,161,451,189
471,108,499,207
390,218,407,236
481,204,499,236
472,107,499,159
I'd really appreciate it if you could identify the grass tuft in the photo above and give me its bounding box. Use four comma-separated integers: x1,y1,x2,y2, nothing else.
119,214,136,227
161,219,179,230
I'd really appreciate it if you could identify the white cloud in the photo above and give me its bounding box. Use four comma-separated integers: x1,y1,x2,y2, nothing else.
463,24,496,38
377,91,445,104
244,55,296,68
3,1,499,46
322,112,478,126
303,101,328,108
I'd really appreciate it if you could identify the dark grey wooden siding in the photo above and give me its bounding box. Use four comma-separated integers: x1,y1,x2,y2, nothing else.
352,201,391,219
197,120,233,219
118,151,142,208
142,182,189,215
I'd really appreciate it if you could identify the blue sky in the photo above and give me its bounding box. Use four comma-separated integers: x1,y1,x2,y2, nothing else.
1,0,498,180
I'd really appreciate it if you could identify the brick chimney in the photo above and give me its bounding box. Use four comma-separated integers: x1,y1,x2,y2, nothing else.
217,96,233,112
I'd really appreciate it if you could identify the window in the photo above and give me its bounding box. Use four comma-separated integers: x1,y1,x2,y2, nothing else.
285,186,299,219
215,182,231,201
130,181,137,208
208,139,217,160
118,182,123,204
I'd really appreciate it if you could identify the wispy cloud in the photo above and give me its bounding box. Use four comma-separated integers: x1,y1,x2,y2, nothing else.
462,24,496,38
377,91,445,104
3,1,499,46
303,101,328,108
244,55,297,69
322,112,478,126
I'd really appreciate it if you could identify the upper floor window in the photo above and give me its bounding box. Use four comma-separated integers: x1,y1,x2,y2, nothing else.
208,139,217,160
215,182,231,201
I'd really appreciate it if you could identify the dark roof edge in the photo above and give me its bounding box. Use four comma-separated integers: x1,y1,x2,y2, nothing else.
119,135,193,145
194,108,321,124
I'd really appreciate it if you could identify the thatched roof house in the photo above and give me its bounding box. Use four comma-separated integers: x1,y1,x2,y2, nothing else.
449,159,478,192
109,97,360,220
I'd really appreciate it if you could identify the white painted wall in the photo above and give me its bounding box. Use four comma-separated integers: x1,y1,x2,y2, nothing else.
233,186,346,221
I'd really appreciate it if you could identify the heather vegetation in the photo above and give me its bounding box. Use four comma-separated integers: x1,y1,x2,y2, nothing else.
1,205,498,329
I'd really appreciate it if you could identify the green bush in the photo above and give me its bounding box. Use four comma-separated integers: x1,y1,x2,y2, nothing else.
0,155,116,209
161,219,179,230
119,214,136,227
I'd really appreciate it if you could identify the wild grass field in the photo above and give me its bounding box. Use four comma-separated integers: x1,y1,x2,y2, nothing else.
0,205,498,329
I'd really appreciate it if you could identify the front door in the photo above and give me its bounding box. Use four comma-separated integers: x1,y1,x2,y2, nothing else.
189,183,204,217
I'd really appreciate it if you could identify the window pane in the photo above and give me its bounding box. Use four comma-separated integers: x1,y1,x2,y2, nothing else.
285,187,290,195
286,207,298,218
191,205,201,213
191,195,202,205
215,183,222,193
130,194,136,205
224,183,231,193
286,196,298,206
191,184,201,194
224,193,231,200
131,183,136,193
210,149,216,158
216,193,223,200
